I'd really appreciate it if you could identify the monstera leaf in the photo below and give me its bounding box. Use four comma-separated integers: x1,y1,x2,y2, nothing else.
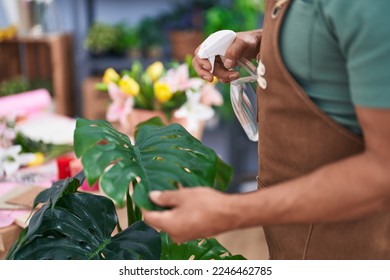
74,118,233,209
160,233,246,260
7,119,246,260
6,174,160,260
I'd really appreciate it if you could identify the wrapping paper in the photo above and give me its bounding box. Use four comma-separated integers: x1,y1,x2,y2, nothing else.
0,89,52,118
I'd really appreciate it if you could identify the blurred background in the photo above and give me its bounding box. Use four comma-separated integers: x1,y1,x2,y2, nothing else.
0,0,265,192
0,0,269,260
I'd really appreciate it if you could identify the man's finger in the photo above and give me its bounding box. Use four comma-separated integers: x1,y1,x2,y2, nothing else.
192,56,213,81
223,37,249,68
143,209,171,231
194,55,212,71
149,190,180,208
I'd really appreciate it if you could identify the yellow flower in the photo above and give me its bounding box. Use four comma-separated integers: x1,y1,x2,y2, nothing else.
146,61,164,82
154,81,173,103
102,68,120,84
28,153,45,167
211,76,218,84
0,30,5,42
119,75,140,96
4,25,17,40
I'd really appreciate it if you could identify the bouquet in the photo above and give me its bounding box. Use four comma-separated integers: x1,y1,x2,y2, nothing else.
0,117,73,180
95,56,224,134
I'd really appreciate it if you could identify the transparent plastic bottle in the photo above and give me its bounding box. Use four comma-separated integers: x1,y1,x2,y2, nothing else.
230,59,260,142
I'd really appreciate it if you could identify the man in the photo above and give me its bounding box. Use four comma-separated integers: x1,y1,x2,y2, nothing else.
143,0,390,259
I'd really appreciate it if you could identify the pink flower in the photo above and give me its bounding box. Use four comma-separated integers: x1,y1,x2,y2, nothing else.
160,64,203,92
200,84,224,107
106,83,134,127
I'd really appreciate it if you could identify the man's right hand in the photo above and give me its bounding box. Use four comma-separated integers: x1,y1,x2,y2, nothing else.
192,30,263,83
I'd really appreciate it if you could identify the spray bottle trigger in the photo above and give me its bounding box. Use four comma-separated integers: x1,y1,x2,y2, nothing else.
209,56,215,74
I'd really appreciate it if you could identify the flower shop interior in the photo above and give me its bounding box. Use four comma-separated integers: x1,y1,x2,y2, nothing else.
0,0,268,260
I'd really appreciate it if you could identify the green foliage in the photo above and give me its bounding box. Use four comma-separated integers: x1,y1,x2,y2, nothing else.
84,22,121,54
204,0,265,36
158,0,216,31
161,232,245,260
6,174,161,260
74,118,233,209
7,119,245,260
84,21,143,55
82,0,264,57
113,22,140,54
0,76,53,97
14,131,73,161
0,76,29,96
7,172,242,260
136,17,164,50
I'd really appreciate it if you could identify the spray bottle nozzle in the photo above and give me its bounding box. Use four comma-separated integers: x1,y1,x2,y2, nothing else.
197,30,237,73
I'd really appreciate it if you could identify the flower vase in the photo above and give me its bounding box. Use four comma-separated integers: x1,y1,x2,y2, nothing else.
125,109,204,140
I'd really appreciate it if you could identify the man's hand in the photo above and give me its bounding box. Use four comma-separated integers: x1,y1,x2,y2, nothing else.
143,107,390,243
142,187,238,243
192,30,262,83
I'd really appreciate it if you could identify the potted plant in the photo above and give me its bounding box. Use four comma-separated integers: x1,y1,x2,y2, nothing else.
6,117,245,260
159,0,216,61
112,22,141,58
0,76,30,97
136,17,164,59
83,22,121,56
95,56,224,139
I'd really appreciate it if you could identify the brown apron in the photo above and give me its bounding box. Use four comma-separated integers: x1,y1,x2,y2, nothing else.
257,0,390,259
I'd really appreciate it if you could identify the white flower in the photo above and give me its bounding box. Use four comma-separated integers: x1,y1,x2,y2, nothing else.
200,83,224,107
174,90,215,133
0,145,35,179
0,119,16,148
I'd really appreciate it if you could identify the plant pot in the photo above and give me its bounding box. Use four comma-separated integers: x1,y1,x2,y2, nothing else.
169,30,204,61
125,108,204,140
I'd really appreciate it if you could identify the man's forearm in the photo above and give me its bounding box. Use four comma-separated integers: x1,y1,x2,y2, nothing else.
230,151,390,229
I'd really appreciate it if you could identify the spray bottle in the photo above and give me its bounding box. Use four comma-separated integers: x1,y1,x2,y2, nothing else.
197,30,260,141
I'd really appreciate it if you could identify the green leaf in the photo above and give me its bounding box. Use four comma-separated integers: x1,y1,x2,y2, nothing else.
7,118,243,261
214,157,233,191
33,171,85,209
74,118,232,210
95,82,108,92
14,132,73,161
160,232,246,260
104,221,161,260
134,116,164,138
13,172,86,250
74,119,133,189
7,192,160,260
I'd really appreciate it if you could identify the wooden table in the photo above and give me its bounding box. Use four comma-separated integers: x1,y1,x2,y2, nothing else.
0,224,23,259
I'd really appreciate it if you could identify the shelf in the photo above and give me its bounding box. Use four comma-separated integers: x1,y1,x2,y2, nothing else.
0,33,75,117
85,53,174,75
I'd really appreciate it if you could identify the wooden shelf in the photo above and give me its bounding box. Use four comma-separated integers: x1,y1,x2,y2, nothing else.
0,33,75,117
82,76,110,120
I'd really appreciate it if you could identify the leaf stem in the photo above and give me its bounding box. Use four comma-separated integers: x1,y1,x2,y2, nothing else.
126,188,137,226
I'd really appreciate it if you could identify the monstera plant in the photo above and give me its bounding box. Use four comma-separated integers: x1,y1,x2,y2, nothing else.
7,117,245,260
